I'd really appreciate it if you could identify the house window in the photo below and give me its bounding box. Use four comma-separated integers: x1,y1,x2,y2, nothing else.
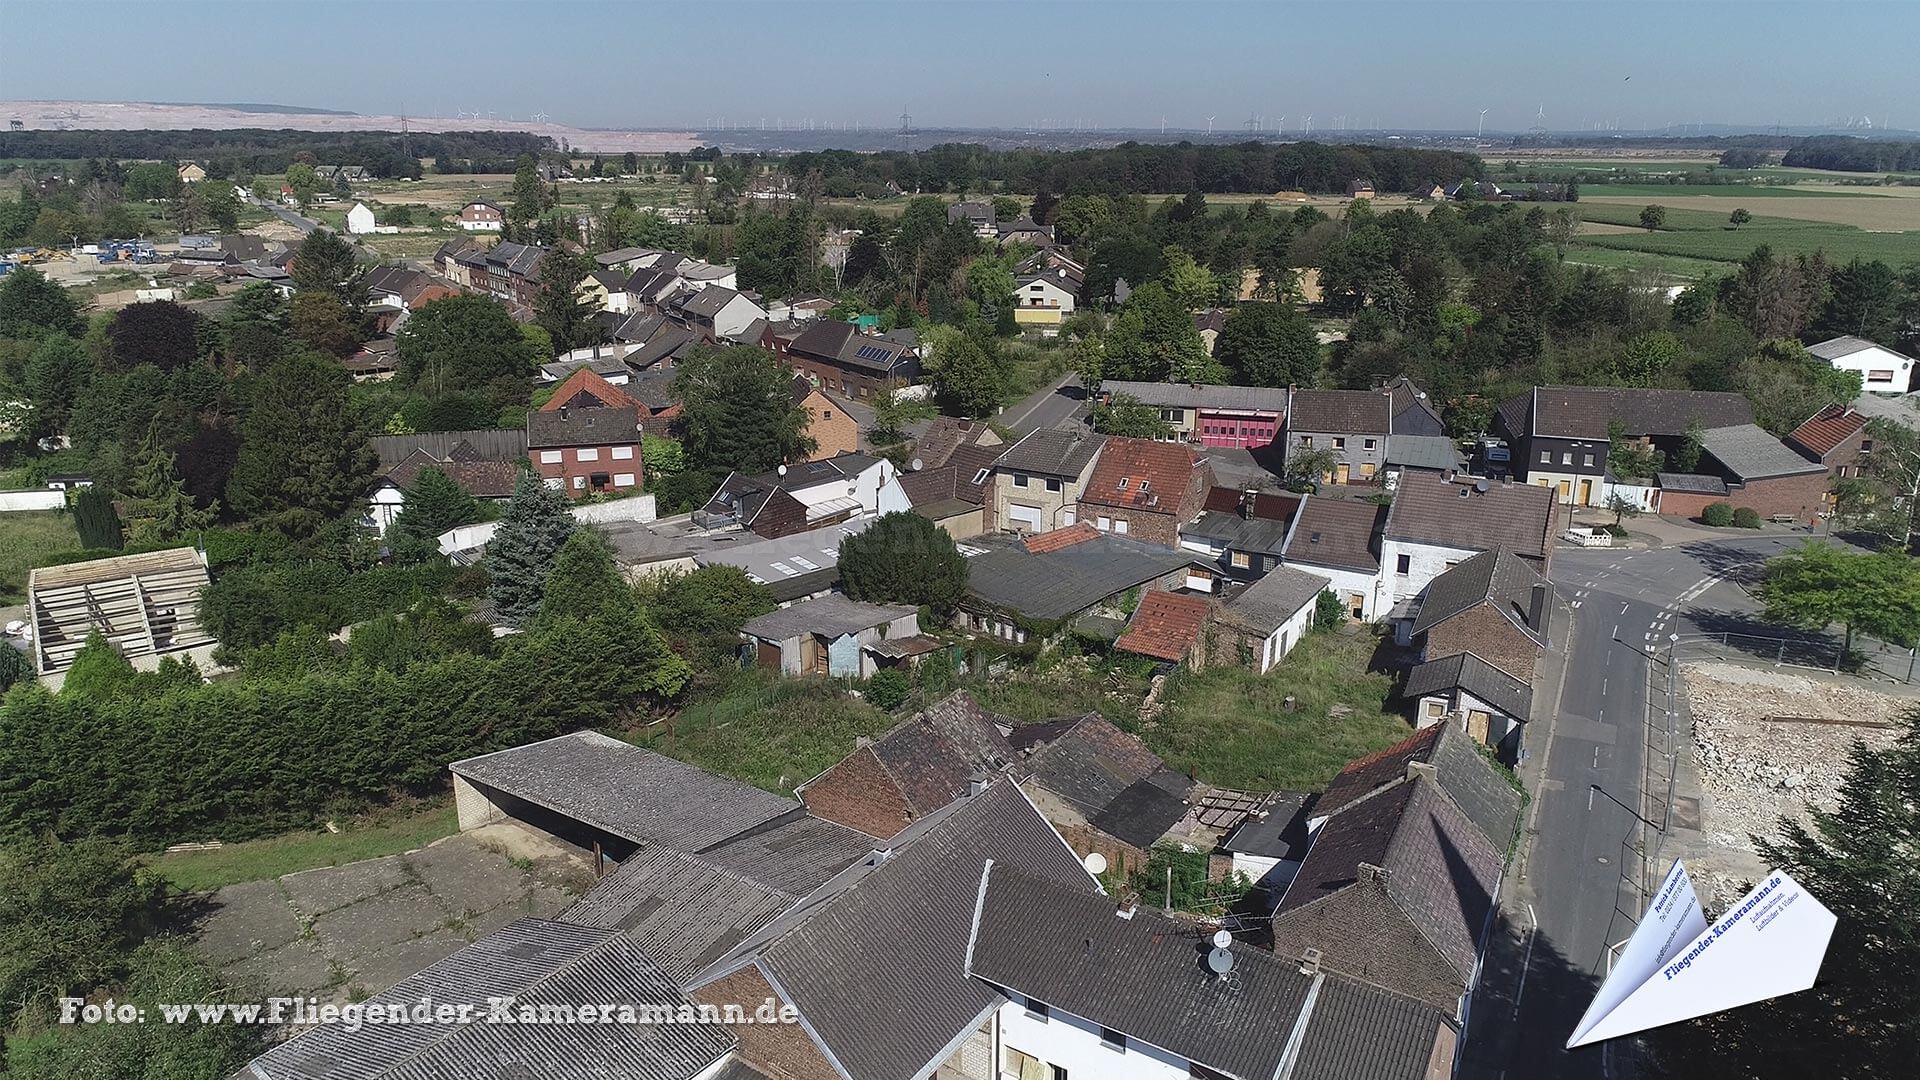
1868,369,1896,383
823,409,833,420
1046,478,1062,492
1161,408,1182,423
571,476,586,489
1364,438,1377,450
577,447,600,462
1014,473,1030,488
971,468,991,485
540,450,562,464
1539,450,1551,465
1560,451,1573,466
1300,435,1314,448
1360,462,1376,479
1332,437,1347,450
1097,516,1112,531
612,445,635,460
1113,519,1129,534
1582,453,1595,467
1396,553,1411,576
1861,439,1875,453
1025,999,1050,1022
1005,1049,1066,1080
1100,1028,1127,1052
1231,551,1251,569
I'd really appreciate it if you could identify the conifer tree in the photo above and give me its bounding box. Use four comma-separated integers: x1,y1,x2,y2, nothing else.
486,471,576,627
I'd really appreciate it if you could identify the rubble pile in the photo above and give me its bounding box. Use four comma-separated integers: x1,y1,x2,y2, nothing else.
1681,661,1903,852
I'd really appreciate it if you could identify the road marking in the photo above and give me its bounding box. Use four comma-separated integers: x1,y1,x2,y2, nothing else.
1620,602,1630,615
1571,600,1582,609
1588,785,1596,810
1612,623,1620,638
1509,903,1540,1020
1601,677,1608,694
1593,747,1600,768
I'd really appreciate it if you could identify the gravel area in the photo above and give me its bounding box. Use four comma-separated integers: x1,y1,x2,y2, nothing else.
1683,661,1904,854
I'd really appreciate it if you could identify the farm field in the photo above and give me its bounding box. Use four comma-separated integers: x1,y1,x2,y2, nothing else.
1576,183,1882,199
1580,193,1920,231
1561,246,1726,281
1568,200,1920,267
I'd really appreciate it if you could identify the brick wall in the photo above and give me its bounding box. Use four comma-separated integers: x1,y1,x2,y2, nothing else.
797,746,912,839
529,440,642,499
1425,606,1539,683
1659,470,1829,524
1268,883,1465,1014
1087,505,1179,545
691,966,839,1080
1053,823,1151,880
803,392,860,461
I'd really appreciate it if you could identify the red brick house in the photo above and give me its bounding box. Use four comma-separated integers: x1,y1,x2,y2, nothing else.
459,199,504,232
1653,423,1830,523
527,405,641,497
1076,436,1215,546
768,320,920,400
1785,404,1874,492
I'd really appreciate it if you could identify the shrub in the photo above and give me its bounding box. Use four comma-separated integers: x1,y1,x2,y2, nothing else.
1700,502,1735,527
865,669,910,710
1732,506,1763,529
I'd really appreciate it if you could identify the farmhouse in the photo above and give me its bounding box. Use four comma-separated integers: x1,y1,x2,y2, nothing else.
527,405,642,497
458,199,505,231
1179,485,1303,580
1809,335,1916,394
1495,386,1753,506
1098,380,1289,450
1213,563,1333,673
959,524,1213,644
1076,435,1214,545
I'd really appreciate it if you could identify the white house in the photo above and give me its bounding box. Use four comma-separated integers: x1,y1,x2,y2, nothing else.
1214,564,1330,673
1378,471,1556,609
458,199,505,232
1012,272,1078,336
345,202,398,235
1809,335,1916,394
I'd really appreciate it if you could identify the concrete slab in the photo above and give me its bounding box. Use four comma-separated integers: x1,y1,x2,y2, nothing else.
223,938,336,997
195,880,302,965
402,840,528,916
280,854,412,918
345,932,473,995
309,883,451,961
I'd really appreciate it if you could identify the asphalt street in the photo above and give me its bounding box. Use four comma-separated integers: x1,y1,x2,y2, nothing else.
999,371,1083,435
1463,534,1801,1080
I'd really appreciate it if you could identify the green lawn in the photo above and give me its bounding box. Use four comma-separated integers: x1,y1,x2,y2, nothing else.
1576,183,1883,199
150,804,458,893
636,670,896,794
0,510,83,604
1562,246,1725,281
1143,629,1412,791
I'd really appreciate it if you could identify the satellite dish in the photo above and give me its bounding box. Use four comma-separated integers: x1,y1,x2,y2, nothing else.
909,457,924,472
1474,478,1490,493
1208,948,1234,975
777,464,788,477
1083,852,1108,875
1212,929,1233,949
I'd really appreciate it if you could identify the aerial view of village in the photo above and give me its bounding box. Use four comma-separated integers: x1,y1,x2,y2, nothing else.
0,1,1913,1078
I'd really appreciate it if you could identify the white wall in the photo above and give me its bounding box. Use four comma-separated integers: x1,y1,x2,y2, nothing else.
1829,343,1914,393
1601,480,1658,513
714,294,768,339
1257,600,1318,672
0,489,67,512
1285,560,1387,621
994,998,1194,1080
570,494,658,525
1380,538,1481,606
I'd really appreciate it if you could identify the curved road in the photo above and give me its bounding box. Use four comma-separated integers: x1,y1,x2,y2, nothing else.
1464,533,1803,1080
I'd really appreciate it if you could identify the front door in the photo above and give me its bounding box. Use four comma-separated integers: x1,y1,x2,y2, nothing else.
1557,479,1572,501
1335,462,1351,485
1577,478,1594,505
1346,592,1365,619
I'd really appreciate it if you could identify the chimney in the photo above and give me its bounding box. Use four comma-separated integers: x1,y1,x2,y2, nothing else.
558,405,568,420
1407,760,1438,783
1116,895,1138,920
1298,947,1323,975
1240,488,1257,520
1529,581,1551,633
1357,862,1390,885
969,775,990,797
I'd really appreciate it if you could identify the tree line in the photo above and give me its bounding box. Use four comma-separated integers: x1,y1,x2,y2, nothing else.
0,128,550,177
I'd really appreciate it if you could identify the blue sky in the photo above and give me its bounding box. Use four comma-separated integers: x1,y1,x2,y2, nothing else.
2,0,1915,133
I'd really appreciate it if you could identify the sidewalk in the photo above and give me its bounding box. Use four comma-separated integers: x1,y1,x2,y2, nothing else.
1563,508,1815,551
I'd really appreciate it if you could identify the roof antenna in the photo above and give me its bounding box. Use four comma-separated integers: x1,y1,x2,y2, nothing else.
1208,930,1235,979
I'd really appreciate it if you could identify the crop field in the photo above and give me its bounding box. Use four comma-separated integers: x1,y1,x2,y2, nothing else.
1565,200,1920,267
1575,183,1882,199
1580,194,1920,232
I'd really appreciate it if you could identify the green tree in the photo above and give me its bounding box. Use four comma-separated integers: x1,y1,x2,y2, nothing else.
389,466,486,543
1214,302,1319,387
1651,713,1920,1079
226,352,375,536
1819,258,1904,342
922,325,1008,418
0,265,85,340
537,529,628,628
486,470,577,628
105,300,200,371
1728,207,1752,227
289,228,364,303
121,425,214,545
1090,393,1173,438
1760,543,1920,657
289,289,361,358
22,333,93,435
1605,492,1643,529
1638,204,1667,231
649,564,774,655
1284,446,1342,491
0,836,167,1031
837,510,969,616
1616,330,1684,387
506,154,550,226
672,346,815,473
1160,245,1219,312
397,294,538,403
1102,282,1217,383
0,637,30,692
870,388,935,445
533,250,606,352
284,162,321,208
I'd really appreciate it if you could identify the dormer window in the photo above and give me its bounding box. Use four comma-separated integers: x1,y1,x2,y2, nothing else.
1117,478,1130,490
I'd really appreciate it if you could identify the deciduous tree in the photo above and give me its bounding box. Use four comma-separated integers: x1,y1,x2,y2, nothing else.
0,265,85,340
1214,302,1319,387
397,294,538,403
838,510,969,616
672,346,815,473
225,351,375,536
1760,543,1920,656
106,300,199,371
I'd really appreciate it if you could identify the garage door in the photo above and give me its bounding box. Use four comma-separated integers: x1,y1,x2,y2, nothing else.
1007,503,1043,531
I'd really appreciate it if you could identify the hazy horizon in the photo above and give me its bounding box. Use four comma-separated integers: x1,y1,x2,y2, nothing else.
4,0,1917,136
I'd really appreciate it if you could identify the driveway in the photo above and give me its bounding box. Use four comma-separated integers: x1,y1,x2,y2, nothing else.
189,827,590,1004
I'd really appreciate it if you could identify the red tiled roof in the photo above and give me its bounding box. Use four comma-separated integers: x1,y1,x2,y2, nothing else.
1200,485,1300,521
1022,522,1099,554
1114,591,1212,663
540,367,644,413
1786,404,1868,459
1081,436,1201,513
1314,725,1443,816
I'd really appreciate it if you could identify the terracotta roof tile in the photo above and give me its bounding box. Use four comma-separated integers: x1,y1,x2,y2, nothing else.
1081,436,1202,513
1022,522,1099,554
1785,404,1868,460
1114,591,1212,662
539,367,644,413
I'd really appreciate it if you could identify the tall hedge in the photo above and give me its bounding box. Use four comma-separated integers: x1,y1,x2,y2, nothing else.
0,605,688,846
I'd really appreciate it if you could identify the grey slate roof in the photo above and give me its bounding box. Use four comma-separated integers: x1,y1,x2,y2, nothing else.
1514,386,1754,440
1403,652,1533,724
560,846,798,985
1410,547,1548,640
1385,433,1466,471
1314,722,1524,857
1021,713,1187,819
967,865,1453,1080
1185,508,1295,556
963,531,1200,621
1384,472,1555,560
679,284,740,318
1809,334,1911,363
693,518,873,601
245,918,732,1080
1846,390,1920,431
1097,380,1289,413
1219,565,1333,635
993,428,1106,478
450,732,797,852
1698,423,1829,481
527,405,640,449
693,781,1091,1080
739,593,915,641
696,816,878,896
1219,791,1317,861
1655,472,1729,495
1283,495,1385,573
1087,771,1193,848
1289,388,1392,434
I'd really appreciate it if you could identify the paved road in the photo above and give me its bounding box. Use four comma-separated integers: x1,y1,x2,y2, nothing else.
999,371,1083,435
257,198,321,235
1463,535,1797,1080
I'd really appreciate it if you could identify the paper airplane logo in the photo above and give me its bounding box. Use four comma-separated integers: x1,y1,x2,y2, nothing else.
1567,859,1836,1048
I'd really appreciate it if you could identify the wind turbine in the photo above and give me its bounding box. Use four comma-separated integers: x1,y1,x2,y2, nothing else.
532,110,550,124
1206,115,1216,134
1477,109,1488,137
